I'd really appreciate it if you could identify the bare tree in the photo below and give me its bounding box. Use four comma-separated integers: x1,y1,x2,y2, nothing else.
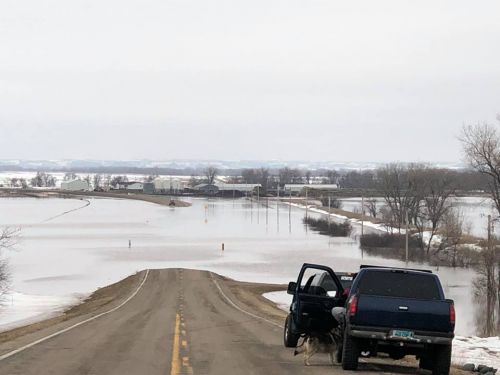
460,121,500,331
421,169,455,253
326,170,338,184
188,175,201,188
473,239,498,336
31,172,56,187
440,208,466,267
110,175,128,188
305,170,312,184
83,175,91,186
0,227,19,298
377,164,426,233
460,123,500,213
93,174,103,190
204,166,218,185
364,198,378,218
64,172,78,181
278,167,302,186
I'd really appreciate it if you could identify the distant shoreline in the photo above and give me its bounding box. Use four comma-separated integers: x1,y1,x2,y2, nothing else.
0,189,192,207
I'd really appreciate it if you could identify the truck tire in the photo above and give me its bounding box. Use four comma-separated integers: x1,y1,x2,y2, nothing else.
284,314,300,348
341,334,360,370
336,344,343,364
419,355,432,370
432,345,451,375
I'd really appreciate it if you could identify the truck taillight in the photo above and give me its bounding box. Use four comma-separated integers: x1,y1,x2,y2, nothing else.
449,303,456,326
348,295,358,316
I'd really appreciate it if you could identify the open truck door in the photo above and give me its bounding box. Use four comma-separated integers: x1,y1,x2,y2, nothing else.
284,263,346,347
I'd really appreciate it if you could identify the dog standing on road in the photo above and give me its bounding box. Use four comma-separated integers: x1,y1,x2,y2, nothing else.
293,332,339,366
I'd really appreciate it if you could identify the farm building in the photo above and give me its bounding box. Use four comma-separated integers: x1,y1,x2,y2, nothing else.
61,180,90,191
113,181,144,191
143,182,155,194
284,184,338,194
153,178,183,193
194,183,261,197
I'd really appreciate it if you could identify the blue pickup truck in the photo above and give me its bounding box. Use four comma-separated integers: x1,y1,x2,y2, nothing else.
285,264,455,375
342,266,455,375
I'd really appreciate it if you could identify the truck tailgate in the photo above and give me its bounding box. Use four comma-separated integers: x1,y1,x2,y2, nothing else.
354,295,453,333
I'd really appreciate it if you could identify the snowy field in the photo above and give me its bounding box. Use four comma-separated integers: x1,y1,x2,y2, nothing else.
0,196,494,365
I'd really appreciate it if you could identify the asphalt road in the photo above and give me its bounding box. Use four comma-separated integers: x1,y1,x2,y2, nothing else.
0,269,422,375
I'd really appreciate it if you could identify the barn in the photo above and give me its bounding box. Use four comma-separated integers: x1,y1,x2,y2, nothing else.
60,180,90,191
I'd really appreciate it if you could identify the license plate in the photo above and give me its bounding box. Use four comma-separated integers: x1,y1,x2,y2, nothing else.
391,330,414,338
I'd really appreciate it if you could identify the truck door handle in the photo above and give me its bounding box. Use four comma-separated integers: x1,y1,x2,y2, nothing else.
398,306,409,311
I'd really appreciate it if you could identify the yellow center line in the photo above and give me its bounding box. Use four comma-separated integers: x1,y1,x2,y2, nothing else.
170,314,181,375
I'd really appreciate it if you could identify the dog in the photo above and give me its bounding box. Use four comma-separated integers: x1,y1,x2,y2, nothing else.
293,332,339,366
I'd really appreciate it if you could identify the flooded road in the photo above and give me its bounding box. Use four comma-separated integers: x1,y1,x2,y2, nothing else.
0,196,478,335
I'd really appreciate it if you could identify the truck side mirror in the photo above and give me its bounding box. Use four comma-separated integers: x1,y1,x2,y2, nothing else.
287,281,297,295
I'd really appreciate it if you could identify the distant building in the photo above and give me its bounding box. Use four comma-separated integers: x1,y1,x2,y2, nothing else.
143,182,155,194
284,184,338,194
113,181,144,191
153,178,183,193
61,180,90,191
125,182,143,191
193,183,261,197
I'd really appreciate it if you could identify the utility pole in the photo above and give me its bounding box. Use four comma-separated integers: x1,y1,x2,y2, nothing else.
277,180,280,231
487,215,493,334
405,210,409,267
328,196,331,229
361,195,364,237
266,196,269,226
305,187,308,219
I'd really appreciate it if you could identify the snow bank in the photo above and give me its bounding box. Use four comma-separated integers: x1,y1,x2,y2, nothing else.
287,201,401,234
453,336,500,368
0,292,82,332
263,291,500,369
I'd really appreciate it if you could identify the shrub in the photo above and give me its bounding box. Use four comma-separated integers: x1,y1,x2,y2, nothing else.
360,233,422,249
320,197,342,209
303,216,352,237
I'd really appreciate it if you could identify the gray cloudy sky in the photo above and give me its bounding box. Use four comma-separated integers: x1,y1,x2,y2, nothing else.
0,0,499,163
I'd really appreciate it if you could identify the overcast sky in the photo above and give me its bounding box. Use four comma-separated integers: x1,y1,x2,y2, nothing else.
0,1,499,163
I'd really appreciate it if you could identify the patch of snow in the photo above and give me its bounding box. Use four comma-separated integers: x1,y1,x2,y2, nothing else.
0,292,83,332
421,231,443,247
452,335,500,368
262,291,290,312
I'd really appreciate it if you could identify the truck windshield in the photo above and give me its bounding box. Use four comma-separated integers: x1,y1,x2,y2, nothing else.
357,271,441,300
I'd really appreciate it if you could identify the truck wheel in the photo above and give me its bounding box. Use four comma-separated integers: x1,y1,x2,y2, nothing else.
341,334,360,370
432,345,451,375
419,355,432,370
284,314,299,348
335,344,343,364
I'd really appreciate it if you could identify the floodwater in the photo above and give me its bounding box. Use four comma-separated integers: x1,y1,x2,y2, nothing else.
0,196,478,335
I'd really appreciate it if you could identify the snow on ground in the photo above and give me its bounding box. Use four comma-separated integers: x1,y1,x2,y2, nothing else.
0,292,82,331
453,336,500,368
421,231,443,247
262,291,291,312
288,202,401,234
263,291,500,368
